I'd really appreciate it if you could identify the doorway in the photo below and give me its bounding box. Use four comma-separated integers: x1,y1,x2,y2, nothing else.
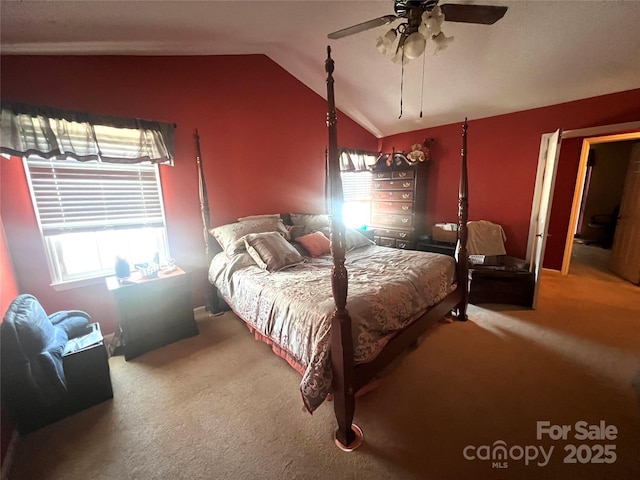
561,132,640,280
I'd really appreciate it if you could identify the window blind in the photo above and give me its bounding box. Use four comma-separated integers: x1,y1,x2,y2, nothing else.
341,171,372,202
25,157,165,235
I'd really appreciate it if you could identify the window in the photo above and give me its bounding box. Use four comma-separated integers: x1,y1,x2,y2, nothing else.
341,171,372,229
24,156,169,285
338,149,378,229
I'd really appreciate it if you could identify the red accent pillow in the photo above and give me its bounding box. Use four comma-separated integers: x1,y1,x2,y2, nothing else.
296,231,331,257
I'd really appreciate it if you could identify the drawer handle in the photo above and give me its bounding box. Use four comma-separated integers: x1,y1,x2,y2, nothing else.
389,181,395,185
402,182,411,188
376,173,386,178
398,171,407,177
399,232,407,238
374,183,381,188
402,193,410,199
401,218,409,223
402,205,409,211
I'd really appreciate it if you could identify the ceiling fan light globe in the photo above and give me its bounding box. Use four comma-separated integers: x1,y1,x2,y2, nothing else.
422,16,442,36
403,32,426,59
376,28,397,55
432,5,445,24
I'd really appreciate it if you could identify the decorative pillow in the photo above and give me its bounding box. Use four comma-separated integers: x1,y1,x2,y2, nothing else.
287,224,307,240
295,231,331,257
210,218,289,256
237,214,281,222
345,228,375,251
243,232,304,272
289,213,331,234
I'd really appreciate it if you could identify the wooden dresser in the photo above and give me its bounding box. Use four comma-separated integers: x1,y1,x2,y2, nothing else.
369,154,427,249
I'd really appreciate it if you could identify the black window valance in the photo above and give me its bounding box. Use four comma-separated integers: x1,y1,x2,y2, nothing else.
0,102,175,165
339,148,379,172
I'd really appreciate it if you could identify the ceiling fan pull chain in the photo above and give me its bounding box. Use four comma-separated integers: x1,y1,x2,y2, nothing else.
419,51,426,118
399,50,405,119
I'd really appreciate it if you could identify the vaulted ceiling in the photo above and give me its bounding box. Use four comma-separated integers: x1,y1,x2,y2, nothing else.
2,1,640,138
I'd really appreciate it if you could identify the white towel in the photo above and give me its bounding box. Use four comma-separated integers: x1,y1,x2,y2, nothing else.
467,220,507,256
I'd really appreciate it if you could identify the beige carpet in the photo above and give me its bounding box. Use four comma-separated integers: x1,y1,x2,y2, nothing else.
6,260,640,480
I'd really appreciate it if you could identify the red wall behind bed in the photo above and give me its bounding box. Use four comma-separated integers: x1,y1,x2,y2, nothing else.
0,54,378,334
380,89,640,265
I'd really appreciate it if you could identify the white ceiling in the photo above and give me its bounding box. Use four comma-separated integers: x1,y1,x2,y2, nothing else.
2,1,640,138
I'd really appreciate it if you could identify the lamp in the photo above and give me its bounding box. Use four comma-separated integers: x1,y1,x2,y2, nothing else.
375,6,454,63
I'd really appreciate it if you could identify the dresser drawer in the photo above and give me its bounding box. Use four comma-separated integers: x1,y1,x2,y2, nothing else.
373,171,392,180
371,227,413,241
372,179,414,191
374,236,413,249
371,212,413,227
372,190,414,202
372,201,413,214
375,236,397,248
392,170,414,180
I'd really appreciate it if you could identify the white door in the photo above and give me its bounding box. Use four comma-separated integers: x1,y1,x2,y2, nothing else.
527,130,562,308
609,143,640,284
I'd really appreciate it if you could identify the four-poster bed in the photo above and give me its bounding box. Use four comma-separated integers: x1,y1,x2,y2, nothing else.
196,47,469,451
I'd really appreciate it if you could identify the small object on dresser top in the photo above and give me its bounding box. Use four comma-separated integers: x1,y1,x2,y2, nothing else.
469,255,486,265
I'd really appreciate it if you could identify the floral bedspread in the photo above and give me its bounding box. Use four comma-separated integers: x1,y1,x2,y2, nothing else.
208,244,456,412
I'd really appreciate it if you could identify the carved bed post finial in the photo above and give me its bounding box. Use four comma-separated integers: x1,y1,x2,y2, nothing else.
325,46,360,451
456,118,469,320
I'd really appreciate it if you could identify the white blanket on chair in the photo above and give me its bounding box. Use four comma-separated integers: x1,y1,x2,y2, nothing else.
467,220,507,256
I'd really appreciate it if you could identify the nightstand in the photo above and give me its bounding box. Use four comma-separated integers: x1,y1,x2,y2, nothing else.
106,267,199,360
416,235,456,256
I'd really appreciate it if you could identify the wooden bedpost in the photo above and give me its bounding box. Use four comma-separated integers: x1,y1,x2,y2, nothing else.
195,129,213,261
325,46,361,451
195,129,226,314
455,119,469,320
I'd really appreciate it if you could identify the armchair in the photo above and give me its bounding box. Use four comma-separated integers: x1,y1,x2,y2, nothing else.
1,294,113,433
466,221,534,308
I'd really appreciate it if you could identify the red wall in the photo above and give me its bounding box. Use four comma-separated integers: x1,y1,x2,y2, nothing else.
2,54,639,333
0,216,19,469
380,90,640,263
0,55,378,334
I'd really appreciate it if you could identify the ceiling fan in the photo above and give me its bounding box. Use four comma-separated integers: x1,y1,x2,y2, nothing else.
328,0,508,60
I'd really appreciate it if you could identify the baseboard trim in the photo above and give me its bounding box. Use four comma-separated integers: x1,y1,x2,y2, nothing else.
1,429,19,480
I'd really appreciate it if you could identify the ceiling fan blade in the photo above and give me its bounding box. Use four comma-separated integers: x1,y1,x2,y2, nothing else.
440,4,508,25
328,14,398,40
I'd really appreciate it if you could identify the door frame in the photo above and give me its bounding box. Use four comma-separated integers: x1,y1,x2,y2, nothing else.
560,129,640,274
